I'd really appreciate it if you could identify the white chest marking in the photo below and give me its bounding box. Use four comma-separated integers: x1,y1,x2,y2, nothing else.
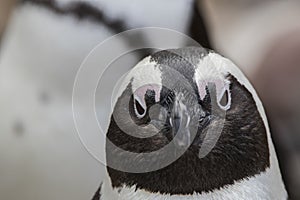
101,166,286,200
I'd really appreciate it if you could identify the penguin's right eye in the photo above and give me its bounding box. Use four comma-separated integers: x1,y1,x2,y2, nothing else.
132,84,161,119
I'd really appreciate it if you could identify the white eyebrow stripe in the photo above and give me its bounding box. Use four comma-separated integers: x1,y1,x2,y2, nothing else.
134,84,161,107
197,79,229,99
198,81,207,100
194,53,229,87
113,56,162,107
194,53,229,101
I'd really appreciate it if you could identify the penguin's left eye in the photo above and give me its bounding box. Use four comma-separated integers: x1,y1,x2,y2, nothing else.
133,84,161,119
133,97,147,118
218,88,231,110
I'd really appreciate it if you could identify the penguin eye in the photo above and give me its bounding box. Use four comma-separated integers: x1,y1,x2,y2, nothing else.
133,96,147,118
133,84,161,119
218,88,231,110
197,78,231,110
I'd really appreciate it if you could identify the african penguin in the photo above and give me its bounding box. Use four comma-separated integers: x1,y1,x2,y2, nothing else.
94,47,287,200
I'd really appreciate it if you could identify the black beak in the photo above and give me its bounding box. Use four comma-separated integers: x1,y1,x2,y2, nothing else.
170,98,192,148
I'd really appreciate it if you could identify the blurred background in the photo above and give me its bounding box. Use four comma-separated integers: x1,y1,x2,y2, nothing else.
0,0,300,199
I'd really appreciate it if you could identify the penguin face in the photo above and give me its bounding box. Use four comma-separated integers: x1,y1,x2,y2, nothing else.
106,47,270,195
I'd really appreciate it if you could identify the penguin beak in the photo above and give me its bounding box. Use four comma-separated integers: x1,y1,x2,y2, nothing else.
170,98,192,148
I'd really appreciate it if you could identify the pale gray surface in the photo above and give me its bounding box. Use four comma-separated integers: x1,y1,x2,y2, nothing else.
202,0,300,76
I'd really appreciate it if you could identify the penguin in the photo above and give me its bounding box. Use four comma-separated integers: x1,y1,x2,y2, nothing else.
94,47,287,200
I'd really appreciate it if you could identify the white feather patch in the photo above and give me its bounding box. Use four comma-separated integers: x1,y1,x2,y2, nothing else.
101,167,285,200
194,53,232,110
113,56,162,107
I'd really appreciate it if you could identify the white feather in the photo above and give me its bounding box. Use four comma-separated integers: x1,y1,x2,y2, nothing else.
112,56,162,107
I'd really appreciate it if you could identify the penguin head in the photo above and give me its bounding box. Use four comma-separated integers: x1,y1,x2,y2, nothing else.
105,47,270,195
